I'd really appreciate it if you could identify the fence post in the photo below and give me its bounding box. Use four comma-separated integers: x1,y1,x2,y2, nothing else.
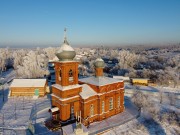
15,100,17,120
2,113,4,126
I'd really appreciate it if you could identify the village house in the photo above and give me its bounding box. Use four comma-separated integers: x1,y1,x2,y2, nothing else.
10,79,47,96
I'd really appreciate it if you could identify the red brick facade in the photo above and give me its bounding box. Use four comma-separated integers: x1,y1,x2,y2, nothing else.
51,61,124,125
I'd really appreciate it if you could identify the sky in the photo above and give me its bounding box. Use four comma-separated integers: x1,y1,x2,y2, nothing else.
0,0,180,47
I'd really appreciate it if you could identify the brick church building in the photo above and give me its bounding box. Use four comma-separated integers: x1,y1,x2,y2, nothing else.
50,30,124,126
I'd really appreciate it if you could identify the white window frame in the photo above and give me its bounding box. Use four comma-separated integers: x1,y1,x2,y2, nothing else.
118,96,120,108
109,97,113,110
90,104,94,116
102,101,105,113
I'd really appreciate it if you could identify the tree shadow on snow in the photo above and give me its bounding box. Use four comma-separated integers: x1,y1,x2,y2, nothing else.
0,87,9,110
139,118,166,135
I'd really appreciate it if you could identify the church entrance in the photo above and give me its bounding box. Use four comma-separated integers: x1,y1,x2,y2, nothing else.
49,107,60,120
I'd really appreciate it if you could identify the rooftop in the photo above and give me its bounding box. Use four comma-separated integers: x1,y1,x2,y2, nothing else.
80,84,97,99
131,78,149,80
10,79,46,87
79,76,123,86
52,84,82,91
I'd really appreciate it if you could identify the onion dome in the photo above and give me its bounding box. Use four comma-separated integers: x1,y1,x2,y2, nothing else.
56,28,76,61
94,57,105,68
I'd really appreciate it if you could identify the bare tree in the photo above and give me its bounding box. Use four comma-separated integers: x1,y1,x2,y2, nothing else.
131,90,148,111
168,93,176,106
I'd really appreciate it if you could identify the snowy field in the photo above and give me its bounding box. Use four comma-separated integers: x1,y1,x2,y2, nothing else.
0,83,52,135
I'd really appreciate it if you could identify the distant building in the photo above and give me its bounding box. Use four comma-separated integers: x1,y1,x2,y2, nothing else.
10,79,47,96
50,30,125,126
113,76,130,82
130,78,149,86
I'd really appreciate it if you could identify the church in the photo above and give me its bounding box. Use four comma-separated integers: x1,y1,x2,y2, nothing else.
50,30,125,126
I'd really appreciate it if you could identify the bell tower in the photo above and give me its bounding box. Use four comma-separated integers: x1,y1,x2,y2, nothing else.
54,28,78,86
51,29,82,122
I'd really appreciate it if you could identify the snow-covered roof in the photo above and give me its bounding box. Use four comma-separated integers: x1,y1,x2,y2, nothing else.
49,107,59,113
131,78,149,80
52,84,82,91
113,76,130,81
95,58,104,62
51,93,80,101
79,76,123,86
56,44,75,53
80,84,97,99
10,79,46,87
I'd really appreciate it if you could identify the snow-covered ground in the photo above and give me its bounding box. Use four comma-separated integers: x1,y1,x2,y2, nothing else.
1,70,180,135
0,69,16,84
0,82,52,134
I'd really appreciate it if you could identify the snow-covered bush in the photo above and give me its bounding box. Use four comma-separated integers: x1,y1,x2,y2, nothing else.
131,90,149,110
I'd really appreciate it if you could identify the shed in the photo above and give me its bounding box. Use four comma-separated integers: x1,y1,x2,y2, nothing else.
10,79,47,96
130,78,149,86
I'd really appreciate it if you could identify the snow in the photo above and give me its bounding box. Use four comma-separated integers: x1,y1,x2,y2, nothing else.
10,79,46,87
48,56,59,62
62,123,88,135
113,76,130,81
95,58,104,62
79,76,123,86
52,84,82,91
49,107,59,113
0,97,35,128
0,69,16,84
131,78,149,80
56,43,74,53
80,84,97,99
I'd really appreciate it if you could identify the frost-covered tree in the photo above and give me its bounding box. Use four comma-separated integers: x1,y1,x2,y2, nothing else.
12,49,27,70
117,50,140,69
16,50,49,78
0,48,10,72
43,47,56,60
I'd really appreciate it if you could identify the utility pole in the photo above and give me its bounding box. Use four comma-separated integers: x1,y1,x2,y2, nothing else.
3,113,4,125
2,85,4,102
23,96,25,110
15,100,17,120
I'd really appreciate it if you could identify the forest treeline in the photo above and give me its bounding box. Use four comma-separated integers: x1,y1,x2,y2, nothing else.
0,45,179,87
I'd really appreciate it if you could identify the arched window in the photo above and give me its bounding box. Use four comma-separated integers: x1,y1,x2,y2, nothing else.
69,69,74,82
109,97,113,110
69,69,73,77
59,70,62,81
90,104,94,116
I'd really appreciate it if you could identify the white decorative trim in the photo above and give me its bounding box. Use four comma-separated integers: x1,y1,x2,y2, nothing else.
97,87,124,96
51,94,79,101
52,84,82,91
